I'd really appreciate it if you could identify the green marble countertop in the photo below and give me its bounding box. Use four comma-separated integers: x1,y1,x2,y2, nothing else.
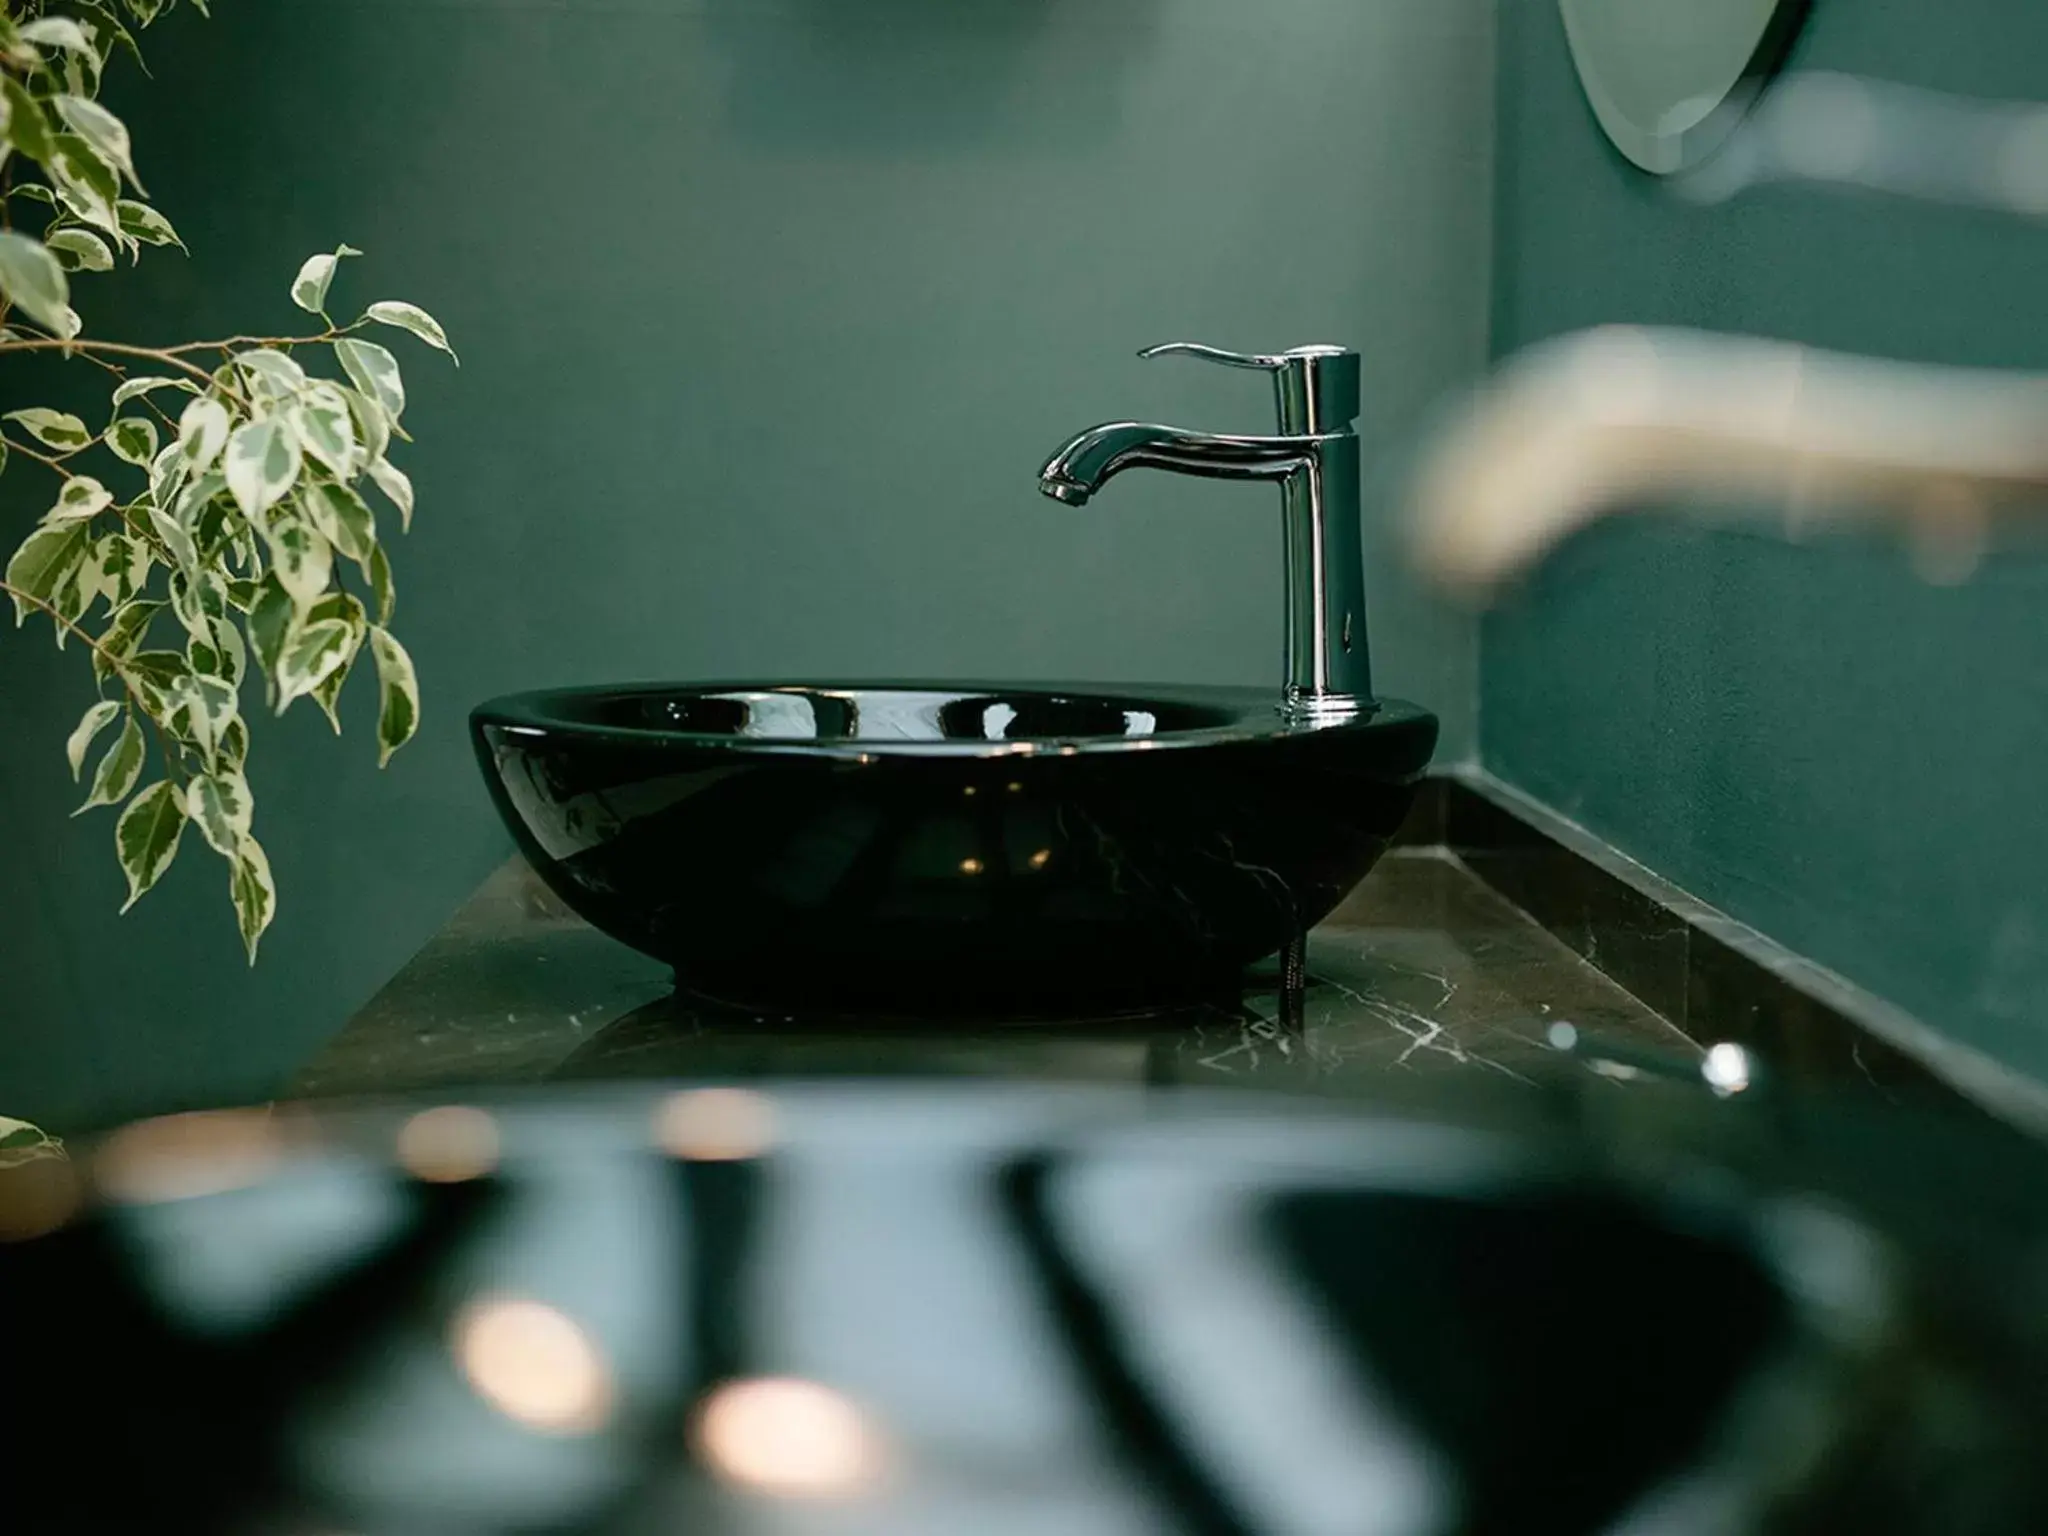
297,848,1714,1102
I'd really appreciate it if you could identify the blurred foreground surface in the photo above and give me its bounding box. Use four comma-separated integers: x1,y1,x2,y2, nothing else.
6,1069,2048,1535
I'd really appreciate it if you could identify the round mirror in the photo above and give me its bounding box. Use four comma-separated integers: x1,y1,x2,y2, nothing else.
1560,0,1813,174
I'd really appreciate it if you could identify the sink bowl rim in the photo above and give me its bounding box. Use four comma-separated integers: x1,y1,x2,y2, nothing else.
472,679,1436,761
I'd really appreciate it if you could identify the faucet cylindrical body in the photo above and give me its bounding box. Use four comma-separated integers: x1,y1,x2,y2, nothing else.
1280,431,1370,715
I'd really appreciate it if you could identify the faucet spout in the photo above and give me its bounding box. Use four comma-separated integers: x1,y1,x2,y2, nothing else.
1038,422,1325,505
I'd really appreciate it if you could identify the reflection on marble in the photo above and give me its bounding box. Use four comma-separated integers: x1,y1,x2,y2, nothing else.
295,851,1705,1102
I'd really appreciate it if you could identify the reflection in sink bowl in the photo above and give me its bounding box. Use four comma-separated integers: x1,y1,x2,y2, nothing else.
472,683,1438,1010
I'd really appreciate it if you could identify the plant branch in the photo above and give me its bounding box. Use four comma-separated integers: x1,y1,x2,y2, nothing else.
160,327,361,354
0,433,76,474
0,336,218,388
0,577,187,787
1,439,178,566
0,325,361,411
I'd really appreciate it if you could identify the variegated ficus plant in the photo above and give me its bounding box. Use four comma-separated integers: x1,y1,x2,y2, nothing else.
0,0,452,1161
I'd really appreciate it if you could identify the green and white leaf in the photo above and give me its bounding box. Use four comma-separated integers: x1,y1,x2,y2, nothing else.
288,384,357,478
0,232,71,335
106,415,158,467
368,624,419,767
275,615,354,710
121,650,190,714
70,4,143,71
46,226,113,272
217,713,247,772
170,563,226,641
6,520,90,622
169,671,237,762
333,337,404,420
53,95,140,191
5,406,92,452
367,540,395,624
59,46,104,107
363,300,456,364
190,505,237,570
46,532,103,640
187,611,246,686
242,575,293,677
95,531,147,608
65,699,122,781
147,496,198,573
42,475,112,525
115,779,186,912
302,480,376,564
261,509,331,608
78,708,143,811
364,456,413,532
18,18,96,53
176,394,230,473
290,242,360,315
229,836,275,964
307,592,366,730
149,439,189,514
341,385,391,463
185,769,252,857
95,596,163,679
224,417,302,520
112,375,199,408
49,134,123,240
116,198,182,250
0,75,54,159
186,610,238,678
235,347,306,399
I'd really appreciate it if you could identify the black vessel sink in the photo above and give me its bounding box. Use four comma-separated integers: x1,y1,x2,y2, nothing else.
472,683,1437,1009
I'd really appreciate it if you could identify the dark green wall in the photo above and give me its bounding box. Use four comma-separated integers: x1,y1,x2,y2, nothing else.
1,0,1495,1128
1487,0,2048,1082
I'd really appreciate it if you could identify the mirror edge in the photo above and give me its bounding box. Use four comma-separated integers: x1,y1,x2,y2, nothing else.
1560,0,1815,175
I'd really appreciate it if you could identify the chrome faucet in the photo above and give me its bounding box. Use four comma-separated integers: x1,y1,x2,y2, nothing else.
1038,342,1372,724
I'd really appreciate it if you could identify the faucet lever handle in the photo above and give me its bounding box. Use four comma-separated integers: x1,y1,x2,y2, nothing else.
1138,341,1361,434
1138,341,1296,371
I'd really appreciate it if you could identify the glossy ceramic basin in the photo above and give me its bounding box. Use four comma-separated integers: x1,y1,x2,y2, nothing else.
472,683,1437,1010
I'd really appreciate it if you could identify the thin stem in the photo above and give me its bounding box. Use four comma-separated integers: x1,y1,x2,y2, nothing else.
0,327,360,411
78,351,184,430
0,157,11,330
0,438,179,569
0,326,365,423
59,344,128,385
0,577,187,787
0,337,217,388
0,433,76,474
161,328,360,354
0,580,121,667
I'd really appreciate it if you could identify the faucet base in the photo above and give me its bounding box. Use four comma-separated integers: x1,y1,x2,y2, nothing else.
1279,690,1372,726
